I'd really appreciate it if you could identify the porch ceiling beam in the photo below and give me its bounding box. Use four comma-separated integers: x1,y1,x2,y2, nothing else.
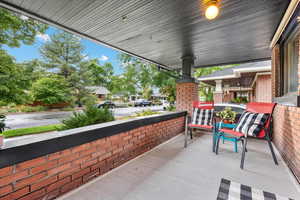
194,57,271,69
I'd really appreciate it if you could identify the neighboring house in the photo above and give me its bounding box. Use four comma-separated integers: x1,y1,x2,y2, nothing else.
198,60,271,103
86,86,110,101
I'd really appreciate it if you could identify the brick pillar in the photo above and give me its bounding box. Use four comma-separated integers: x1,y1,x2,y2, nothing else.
213,92,223,103
176,81,198,115
271,44,281,98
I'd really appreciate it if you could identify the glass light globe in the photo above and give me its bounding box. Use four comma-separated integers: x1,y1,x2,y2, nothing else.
205,4,219,20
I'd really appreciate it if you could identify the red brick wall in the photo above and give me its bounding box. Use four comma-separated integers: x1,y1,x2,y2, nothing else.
176,82,198,115
0,117,185,200
271,44,281,98
255,74,272,102
213,92,223,103
223,92,234,103
273,105,300,182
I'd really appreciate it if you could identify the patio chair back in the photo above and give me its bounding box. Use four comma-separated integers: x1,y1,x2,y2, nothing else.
245,102,276,138
193,101,214,110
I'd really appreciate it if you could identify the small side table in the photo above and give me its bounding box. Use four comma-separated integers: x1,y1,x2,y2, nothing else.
214,122,239,153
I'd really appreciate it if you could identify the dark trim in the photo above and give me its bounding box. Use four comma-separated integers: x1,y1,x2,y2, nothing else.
278,4,300,44
0,2,172,72
193,57,271,68
297,96,300,107
0,111,186,169
278,4,300,105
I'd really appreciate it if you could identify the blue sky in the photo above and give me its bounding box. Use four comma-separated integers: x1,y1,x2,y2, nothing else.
3,26,124,74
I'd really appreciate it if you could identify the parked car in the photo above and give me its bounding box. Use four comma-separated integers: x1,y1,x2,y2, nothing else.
134,99,152,107
97,101,116,109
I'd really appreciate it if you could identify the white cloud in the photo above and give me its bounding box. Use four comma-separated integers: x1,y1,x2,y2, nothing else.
20,15,29,20
74,35,82,41
83,55,89,60
36,33,50,42
99,55,109,61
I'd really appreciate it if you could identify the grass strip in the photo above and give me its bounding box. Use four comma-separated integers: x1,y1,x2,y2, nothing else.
2,124,63,138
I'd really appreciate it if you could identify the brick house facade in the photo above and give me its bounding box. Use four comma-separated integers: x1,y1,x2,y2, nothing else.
270,4,300,183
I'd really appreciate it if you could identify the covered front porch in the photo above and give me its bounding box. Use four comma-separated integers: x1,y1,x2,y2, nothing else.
59,134,299,200
0,0,299,200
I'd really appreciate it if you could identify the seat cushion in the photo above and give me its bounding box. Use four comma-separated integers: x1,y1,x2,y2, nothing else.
188,124,213,129
191,108,214,126
234,111,269,137
219,128,244,137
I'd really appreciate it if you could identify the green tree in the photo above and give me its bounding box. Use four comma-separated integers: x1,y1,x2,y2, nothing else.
0,50,30,104
86,60,114,88
31,75,73,105
40,31,84,78
0,8,47,48
117,53,177,103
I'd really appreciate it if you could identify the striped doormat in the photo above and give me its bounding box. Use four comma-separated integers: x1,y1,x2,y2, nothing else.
217,178,295,200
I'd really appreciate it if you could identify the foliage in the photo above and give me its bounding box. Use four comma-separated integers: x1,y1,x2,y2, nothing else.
166,105,176,111
0,49,31,104
31,75,73,105
135,109,160,117
19,105,46,112
39,31,113,106
60,106,114,130
216,107,237,123
2,124,62,138
0,8,47,48
40,31,84,78
117,54,177,103
199,84,214,101
81,94,99,107
60,107,75,111
231,97,248,104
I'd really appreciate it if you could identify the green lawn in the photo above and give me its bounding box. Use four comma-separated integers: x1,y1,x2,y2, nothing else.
2,124,63,138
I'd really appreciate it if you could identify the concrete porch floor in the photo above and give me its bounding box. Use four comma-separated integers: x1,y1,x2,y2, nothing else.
59,133,300,200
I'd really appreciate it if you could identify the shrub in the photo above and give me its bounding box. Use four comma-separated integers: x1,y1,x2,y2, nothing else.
0,101,7,107
81,94,99,107
7,107,18,113
19,105,47,112
60,107,74,111
60,106,114,130
231,97,248,104
31,75,73,105
166,105,176,111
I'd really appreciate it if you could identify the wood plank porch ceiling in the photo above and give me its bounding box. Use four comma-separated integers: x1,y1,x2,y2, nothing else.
0,0,289,70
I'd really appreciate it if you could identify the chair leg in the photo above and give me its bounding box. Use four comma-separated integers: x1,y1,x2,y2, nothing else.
215,134,221,155
234,139,238,153
267,138,278,165
240,137,247,169
184,123,188,148
212,132,216,153
190,128,193,139
241,139,247,152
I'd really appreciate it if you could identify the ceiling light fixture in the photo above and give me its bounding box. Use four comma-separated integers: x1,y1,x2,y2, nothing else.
205,0,220,20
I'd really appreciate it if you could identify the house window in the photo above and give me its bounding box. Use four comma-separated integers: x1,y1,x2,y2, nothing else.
283,29,299,94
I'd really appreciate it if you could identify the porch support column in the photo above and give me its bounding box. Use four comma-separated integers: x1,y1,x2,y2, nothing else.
176,56,198,115
213,80,223,103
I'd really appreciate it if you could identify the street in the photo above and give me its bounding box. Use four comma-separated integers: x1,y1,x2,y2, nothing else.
5,106,164,129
